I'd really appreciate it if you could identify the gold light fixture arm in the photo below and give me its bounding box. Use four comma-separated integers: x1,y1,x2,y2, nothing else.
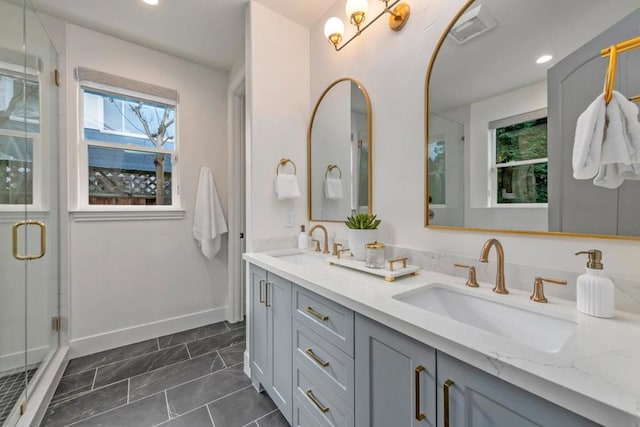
332,0,410,51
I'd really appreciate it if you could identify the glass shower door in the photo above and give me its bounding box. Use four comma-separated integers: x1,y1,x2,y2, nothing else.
0,0,59,425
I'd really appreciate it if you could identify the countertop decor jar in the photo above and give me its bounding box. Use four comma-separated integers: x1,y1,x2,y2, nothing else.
365,241,385,269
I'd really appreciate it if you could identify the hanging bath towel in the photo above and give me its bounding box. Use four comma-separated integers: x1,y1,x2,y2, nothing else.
193,167,228,259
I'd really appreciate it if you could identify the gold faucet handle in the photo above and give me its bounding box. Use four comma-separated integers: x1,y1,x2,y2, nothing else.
332,243,342,256
453,263,479,288
336,248,352,259
312,239,321,252
530,277,567,303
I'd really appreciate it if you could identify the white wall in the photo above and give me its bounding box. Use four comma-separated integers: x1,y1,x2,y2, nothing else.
64,24,230,356
306,0,640,294
246,1,310,248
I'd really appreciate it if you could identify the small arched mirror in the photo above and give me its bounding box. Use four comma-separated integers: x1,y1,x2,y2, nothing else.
425,0,640,237
308,78,372,221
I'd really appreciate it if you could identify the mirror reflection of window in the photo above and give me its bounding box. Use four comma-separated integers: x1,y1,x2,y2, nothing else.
428,140,446,205
490,112,547,206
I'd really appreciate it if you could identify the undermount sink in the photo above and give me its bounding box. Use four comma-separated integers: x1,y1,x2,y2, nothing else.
393,284,577,353
271,251,327,265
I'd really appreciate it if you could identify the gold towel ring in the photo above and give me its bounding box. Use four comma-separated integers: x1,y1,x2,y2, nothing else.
603,44,617,105
325,164,342,180
276,158,296,175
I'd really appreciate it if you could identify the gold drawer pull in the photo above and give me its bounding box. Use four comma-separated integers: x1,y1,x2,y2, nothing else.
259,280,266,304
443,379,454,427
305,306,329,321
306,348,330,367
12,220,46,260
415,365,426,421
388,257,408,271
306,389,330,413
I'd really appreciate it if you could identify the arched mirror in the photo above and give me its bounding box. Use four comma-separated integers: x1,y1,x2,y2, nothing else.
308,78,372,221
425,0,640,238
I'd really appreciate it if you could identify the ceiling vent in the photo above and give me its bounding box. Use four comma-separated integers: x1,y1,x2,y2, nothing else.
448,4,498,44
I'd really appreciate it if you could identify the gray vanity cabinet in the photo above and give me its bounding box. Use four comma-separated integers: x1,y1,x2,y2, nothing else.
354,314,437,427
435,352,599,427
249,265,293,424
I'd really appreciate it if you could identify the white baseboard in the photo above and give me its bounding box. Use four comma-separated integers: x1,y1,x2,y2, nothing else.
244,350,250,378
69,306,228,358
0,345,51,373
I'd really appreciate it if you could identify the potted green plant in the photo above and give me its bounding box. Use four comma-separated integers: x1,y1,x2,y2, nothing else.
345,213,381,260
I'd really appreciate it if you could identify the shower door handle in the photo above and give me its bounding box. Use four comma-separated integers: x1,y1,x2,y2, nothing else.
12,220,46,260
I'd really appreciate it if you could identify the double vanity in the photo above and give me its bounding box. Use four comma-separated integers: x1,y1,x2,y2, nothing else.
244,248,640,426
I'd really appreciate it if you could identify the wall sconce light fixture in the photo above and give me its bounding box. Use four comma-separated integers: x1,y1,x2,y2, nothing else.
324,0,410,51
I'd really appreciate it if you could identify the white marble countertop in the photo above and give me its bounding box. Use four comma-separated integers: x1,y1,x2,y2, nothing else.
243,249,640,426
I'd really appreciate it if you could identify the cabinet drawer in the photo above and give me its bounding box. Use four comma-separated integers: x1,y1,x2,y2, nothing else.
293,322,354,408
293,396,324,427
294,360,355,427
293,286,354,356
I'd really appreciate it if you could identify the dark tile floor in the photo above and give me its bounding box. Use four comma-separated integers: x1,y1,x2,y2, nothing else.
41,320,289,427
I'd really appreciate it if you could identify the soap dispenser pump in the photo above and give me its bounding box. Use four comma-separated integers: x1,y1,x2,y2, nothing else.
575,250,614,318
298,225,308,249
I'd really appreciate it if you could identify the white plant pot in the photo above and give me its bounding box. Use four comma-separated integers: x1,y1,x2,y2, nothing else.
347,229,379,261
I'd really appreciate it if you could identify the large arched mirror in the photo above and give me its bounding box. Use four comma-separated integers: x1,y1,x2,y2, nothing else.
309,78,372,221
425,0,640,238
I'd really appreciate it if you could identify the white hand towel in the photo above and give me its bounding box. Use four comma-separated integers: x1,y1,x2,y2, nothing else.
274,174,301,200
594,91,640,188
572,96,606,180
193,167,228,259
324,177,343,200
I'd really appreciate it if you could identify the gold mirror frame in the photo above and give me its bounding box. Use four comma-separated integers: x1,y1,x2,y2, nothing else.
423,0,640,241
308,77,373,222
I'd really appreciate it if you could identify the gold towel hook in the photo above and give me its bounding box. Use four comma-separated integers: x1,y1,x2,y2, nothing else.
603,44,617,105
324,164,342,180
276,158,297,175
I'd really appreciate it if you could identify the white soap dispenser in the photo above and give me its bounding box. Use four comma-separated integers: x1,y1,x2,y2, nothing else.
575,250,615,318
298,225,308,249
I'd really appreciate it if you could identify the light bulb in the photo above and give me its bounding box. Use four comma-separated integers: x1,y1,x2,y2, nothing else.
536,55,553,64
345,0,368,26
142,0,158,5
324,17,345,40
324,17,344,48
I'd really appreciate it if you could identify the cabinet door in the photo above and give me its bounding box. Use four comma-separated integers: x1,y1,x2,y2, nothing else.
249,265,269,389
267,272,293,423
436,352,599,427
355,314,436,427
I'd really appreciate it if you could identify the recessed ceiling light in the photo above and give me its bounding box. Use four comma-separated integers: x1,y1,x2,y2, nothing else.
536,55,553,64
142,0,158,5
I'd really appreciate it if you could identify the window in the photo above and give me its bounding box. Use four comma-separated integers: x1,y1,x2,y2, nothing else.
0,69,40,206
79,77,178,208
428,139,446,205
490,110,547,205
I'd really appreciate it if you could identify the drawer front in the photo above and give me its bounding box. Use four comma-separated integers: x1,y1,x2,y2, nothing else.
293,396,324,427
293,286,354,357
293,322,354,408
294,360,354,427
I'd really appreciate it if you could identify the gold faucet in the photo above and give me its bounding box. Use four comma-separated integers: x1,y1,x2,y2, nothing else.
308,224,329,254
479,239,508,294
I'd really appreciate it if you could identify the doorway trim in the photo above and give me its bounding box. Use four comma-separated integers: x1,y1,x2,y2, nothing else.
227,69,246,324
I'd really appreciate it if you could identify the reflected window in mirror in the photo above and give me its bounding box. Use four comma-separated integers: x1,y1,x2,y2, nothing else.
428,140,446,205
491,113,548,206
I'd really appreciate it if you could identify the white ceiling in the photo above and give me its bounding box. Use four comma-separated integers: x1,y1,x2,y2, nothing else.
29,0,335,71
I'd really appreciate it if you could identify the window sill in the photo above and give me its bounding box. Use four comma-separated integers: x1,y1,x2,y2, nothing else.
0,210,49,223
70,209,185,222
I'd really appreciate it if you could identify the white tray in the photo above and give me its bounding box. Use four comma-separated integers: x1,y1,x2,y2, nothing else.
326,256,419,282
